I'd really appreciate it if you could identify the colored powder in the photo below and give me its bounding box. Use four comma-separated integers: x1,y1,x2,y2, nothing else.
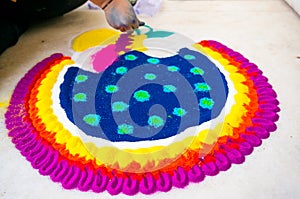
127,34,148,52
167,66,180,72
92,44,118,72
0,101,9,108
83,114,101,126
125,54,138,61
190,67,204,75
115,34,132,54
133,90,150,102
105,85,119,93
194,83,211,92
144,73,157,80
199,97,214,109
72,28,119,52
60,50,229,142
112,101,129,112
172,107,187,117
148,115,164,128
146,30,174,38
5,34,280,195
147,58,160,64
184,54,196,60
75,75,88,83
73,93,87,102
163,85,177,93
118,124,134,134
140,25,174,38
116,66,128,75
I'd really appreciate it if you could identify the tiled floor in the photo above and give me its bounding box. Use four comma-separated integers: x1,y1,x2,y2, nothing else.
0,0,299,198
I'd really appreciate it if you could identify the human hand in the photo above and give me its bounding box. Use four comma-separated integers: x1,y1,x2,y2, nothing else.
102,0,141,32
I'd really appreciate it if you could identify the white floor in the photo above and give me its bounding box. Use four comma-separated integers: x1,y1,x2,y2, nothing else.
0,0,300,198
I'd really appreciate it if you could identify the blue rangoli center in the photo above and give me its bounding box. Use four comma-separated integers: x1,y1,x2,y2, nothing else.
59,49,228,142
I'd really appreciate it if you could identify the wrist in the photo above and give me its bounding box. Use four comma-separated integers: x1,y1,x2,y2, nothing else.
100,0,114,10
89,0,114,10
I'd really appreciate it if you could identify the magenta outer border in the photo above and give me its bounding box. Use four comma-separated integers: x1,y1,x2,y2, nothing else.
5,41,280,195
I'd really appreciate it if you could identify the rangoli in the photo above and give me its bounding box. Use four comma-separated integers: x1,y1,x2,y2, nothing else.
5,26,280,195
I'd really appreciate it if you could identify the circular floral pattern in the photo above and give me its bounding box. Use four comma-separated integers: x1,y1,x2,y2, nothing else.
5,38,279,195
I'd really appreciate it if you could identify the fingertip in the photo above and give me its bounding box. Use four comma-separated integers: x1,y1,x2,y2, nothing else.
118,23,128,32
122,25,131,32
131,23,138,30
